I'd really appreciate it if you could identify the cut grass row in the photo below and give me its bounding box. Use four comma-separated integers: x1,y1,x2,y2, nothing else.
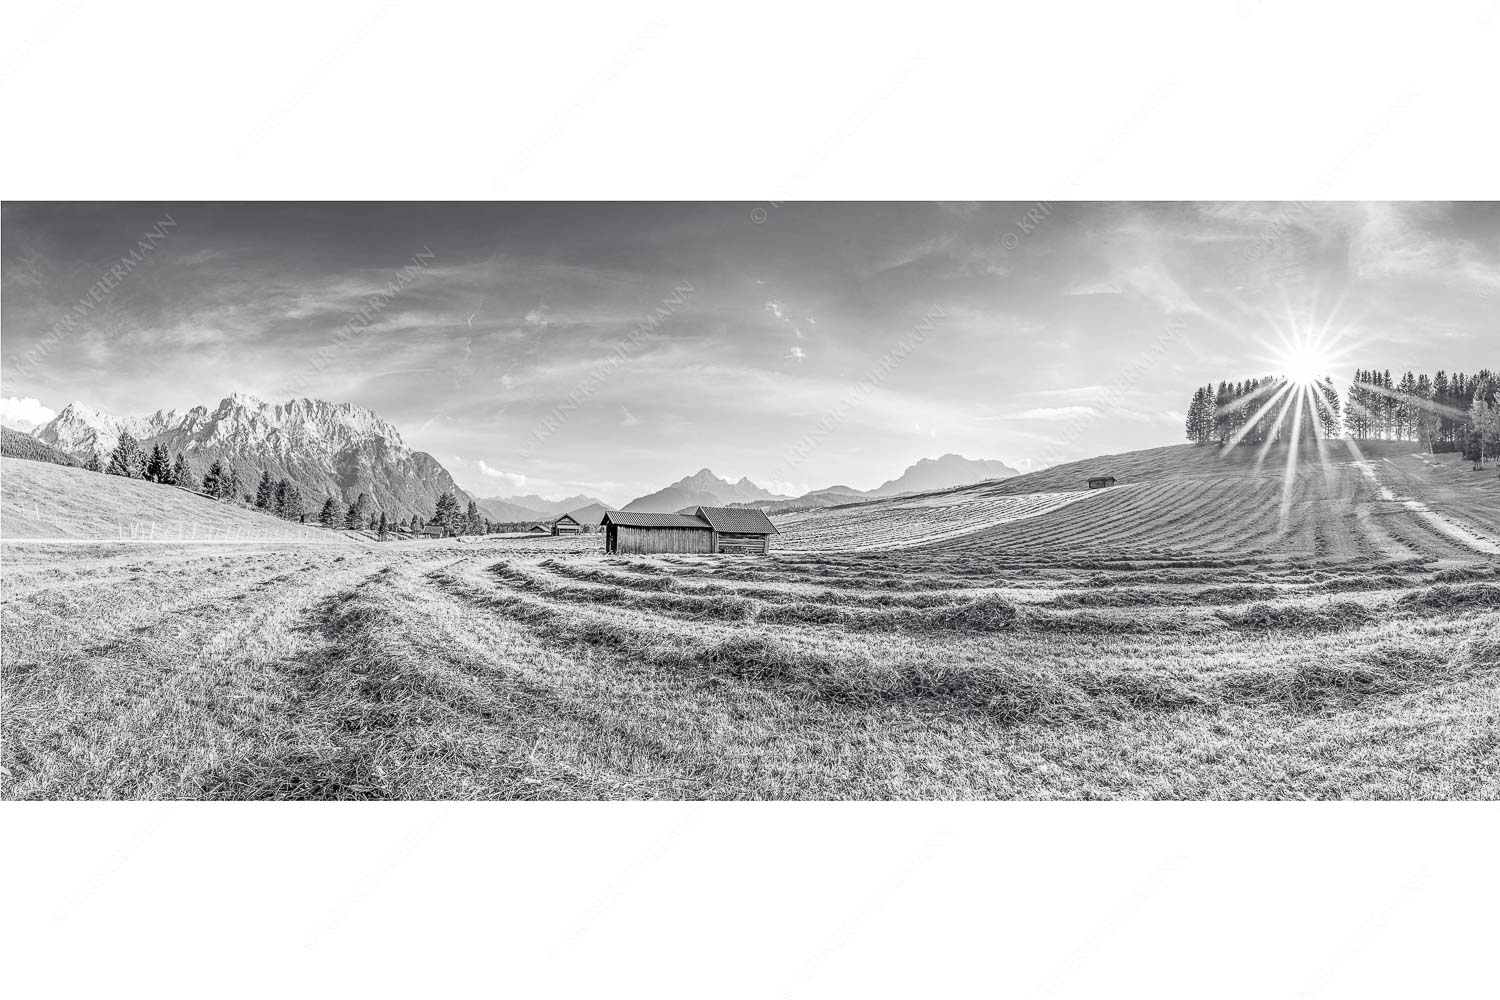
505,556,1496,638
433,563,1500,729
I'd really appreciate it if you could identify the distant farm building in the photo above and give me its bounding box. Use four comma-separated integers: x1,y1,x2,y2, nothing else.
420,524,447,538
601,506,779,555
559,504,610,533
527,523,550,534
552,513,584,536
1087,476,1117,489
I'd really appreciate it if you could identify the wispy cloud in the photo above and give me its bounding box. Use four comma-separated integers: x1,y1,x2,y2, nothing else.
1009,405,1098,420
3,202,1494,496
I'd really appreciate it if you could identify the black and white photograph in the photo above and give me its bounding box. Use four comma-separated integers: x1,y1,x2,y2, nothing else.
4,199,1497,801
2,4,1496,997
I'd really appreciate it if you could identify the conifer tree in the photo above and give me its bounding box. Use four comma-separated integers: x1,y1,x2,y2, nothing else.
84,451,103,473
171,453,195,491
275,480,304,521
318,496,341,528
1185,386,1206,444
106,431,145,478
202,459,224,496
432,491,459,533
377,511,390,541
345,493,370,530
143,443,170,483
255,470,275,509
1473,393,1500,466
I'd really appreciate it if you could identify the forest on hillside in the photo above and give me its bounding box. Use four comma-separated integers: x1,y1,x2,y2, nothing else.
0,426,78,467
1186,368,1500,457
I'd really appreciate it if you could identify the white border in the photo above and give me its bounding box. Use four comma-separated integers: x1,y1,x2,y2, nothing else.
4,2,1498,996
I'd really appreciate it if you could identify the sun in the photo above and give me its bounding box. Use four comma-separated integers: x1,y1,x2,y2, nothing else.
1264,310,1352,388
1278,339,1333,385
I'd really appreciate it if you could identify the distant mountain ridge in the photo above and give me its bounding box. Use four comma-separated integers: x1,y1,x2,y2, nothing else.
868,453,1020,496
622,456,1019,516
32,394,471,519
622,468,790,513
725,455,1022,513
475,492,612,523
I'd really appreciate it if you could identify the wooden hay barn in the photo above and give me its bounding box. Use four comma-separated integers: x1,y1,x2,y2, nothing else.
694,505,780,554
601,506,779,555
551,513,584,536
527,523,550,534
1087,476,1117,489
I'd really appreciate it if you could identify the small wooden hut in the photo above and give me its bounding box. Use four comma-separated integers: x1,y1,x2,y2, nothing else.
552,513,584,536
600,511,713,555
600,506,778,555
693,506,779,554
1087,476,1117,489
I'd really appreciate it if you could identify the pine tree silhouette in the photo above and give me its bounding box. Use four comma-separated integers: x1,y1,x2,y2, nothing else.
105,432,145,478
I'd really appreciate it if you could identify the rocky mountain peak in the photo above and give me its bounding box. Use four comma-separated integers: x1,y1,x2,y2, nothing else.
32,394,461,519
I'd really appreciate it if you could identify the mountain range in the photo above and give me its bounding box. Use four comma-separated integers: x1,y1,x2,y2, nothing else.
867,453,1020,496
26,393,1021,524
475,493,613,524
622,468,789,513
620,455,1020,514
31,394,472,519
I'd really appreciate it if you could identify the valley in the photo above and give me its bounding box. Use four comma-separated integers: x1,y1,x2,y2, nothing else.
4,440,1496,800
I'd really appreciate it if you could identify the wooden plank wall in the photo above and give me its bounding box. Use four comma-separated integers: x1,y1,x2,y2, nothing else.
614,526,715,555
716,532,768,554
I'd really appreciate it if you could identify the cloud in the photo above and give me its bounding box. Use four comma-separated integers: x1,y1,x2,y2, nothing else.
765,301,787,322
1067,279,1122,296
1011,405,1098,420
786,346,807,362
473,459,527,491
620,405,641,426
0,396,56,430
1022,385,1106,399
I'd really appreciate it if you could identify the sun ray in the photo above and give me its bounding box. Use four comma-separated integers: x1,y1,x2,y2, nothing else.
1278,383,1308,530
1253,387,1299,469
1215,376,1285,417
1221,379,1297,453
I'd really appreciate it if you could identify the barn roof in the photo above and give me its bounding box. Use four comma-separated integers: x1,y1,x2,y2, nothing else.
554,513,581,524
694,506,780,535
602,511,712,529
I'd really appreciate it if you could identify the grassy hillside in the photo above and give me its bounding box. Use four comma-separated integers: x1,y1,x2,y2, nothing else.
1,426,78,467
3,440,1496,800
0,457,347,542
774,440,1500,558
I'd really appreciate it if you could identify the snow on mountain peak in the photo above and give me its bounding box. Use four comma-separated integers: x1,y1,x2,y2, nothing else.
35,394,410,461
30,393,465,518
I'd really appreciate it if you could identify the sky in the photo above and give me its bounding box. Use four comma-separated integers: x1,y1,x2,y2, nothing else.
3,202,1496,506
